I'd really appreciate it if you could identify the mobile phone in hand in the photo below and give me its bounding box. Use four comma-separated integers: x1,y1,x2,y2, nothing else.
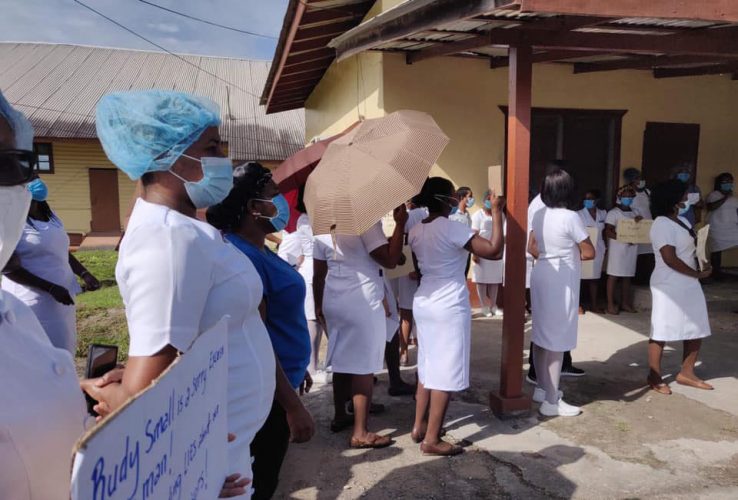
85,343,118,415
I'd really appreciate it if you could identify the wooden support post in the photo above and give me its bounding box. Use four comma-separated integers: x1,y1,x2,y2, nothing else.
489,44,533,416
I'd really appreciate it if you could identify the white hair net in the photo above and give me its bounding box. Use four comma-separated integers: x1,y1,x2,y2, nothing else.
95,90,221,180
0,90,34,150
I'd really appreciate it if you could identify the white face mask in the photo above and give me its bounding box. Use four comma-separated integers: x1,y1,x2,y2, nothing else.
0,185,32,269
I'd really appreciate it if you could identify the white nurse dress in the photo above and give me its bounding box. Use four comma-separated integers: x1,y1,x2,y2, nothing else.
632,190,654,255
0,291,88,500
313,222,388,375
2,214,82,353
471,210,505,284
530,207,589,352
605,207,638,277
577,207,607,279
295,213,317,321
649,216,711,342
392,207,427,310
409,217,475,392
705,191,738,253
118,199,276,497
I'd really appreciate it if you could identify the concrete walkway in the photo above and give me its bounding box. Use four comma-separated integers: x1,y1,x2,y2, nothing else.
275,282,738,499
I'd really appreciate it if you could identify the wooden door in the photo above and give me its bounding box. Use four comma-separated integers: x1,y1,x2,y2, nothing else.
563,114,613,202
89,169,121,232
642,122,700,186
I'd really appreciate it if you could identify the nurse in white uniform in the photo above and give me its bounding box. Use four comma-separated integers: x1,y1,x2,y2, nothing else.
313,209,406,448
82,90,275,498
624,168,655,285
394,202,428,365
647,180,713,395
528,169,595,417
0,89,89,500
705,173,738,278
471,190,505,317
296,209,327,379
577,189,607,312
409,177,503,456
605,186,640,314
2,177,100,353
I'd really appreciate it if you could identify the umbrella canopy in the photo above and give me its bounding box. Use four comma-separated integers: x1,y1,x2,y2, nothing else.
305,110,449,236
273,122,359,232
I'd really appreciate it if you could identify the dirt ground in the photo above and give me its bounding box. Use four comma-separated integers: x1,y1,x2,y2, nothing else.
274,281,738,499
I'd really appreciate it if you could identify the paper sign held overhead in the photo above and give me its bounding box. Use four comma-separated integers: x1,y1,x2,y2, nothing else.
616,219,653,245
71,318,229,500
488,165,503,197
697,224,710,271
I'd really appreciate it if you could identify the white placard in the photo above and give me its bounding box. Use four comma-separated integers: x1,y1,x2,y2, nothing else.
581,227,600,280
616,219,653,244
384,246,415,279
72,318,229,500
697,224,710,271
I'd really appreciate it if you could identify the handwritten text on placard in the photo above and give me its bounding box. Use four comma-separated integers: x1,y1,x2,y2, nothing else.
72,318,229,500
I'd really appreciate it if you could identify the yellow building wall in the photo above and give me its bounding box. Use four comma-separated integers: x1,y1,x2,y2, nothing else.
303,0,400,142
381,53,738,260
305,50,738,262
38,139,136,234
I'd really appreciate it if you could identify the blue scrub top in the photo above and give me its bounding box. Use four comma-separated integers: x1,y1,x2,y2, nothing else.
226,233,311,389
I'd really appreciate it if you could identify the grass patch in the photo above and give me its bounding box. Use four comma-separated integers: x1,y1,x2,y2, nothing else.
73,250,128,364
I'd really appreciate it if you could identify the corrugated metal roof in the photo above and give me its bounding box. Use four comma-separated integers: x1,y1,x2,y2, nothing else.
0,42,305,161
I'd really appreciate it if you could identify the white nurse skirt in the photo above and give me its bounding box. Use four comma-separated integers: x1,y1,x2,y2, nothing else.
414,277,471,392
531,257,580,352
471,257,503,284
28,294,77,354
606,240,637,277
650,270,711,342
323,272,386,375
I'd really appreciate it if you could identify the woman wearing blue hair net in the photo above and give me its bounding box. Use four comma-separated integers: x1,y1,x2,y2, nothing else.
0,91,89,499
82,90,276,498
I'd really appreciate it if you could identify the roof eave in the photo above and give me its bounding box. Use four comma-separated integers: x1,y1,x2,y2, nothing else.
261,0,303,106
329,0,516,61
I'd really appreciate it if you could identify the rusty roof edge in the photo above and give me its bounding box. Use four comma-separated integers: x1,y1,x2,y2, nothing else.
328,0,517,61
261,0,303,105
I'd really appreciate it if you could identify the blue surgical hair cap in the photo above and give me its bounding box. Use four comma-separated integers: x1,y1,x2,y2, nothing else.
95,90,221,180
0,90,34,150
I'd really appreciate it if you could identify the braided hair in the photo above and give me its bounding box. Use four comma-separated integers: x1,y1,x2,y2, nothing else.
206,161,271,232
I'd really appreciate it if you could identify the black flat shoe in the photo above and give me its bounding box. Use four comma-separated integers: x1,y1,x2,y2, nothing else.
330,416,354,433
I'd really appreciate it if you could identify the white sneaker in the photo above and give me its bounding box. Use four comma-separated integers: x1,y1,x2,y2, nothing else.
532,387,563,404
539,398,581,417
482,307,493,318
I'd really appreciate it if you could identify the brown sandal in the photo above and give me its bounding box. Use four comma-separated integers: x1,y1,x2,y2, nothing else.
648,381,672,395
420,440,463,456
350,433,393,449
411,427,447,444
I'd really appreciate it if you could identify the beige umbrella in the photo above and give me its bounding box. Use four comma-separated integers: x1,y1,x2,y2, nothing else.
304,110,449,236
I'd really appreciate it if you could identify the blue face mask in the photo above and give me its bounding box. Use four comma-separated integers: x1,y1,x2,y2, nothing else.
466,197,475,208
677,173,690,183
172,155,233,209
678,203,690,216
483,199,492,210
721,182,734,193
619,197,634,207
583,199,596,209
26,178,48,202
254,194,290,232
